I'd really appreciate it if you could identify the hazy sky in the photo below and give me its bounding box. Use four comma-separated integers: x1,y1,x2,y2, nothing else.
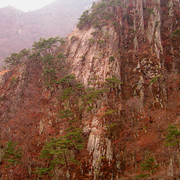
0,0,56,12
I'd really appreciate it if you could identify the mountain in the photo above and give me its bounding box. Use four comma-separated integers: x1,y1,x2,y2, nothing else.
0,0,95,67
0,0,180,179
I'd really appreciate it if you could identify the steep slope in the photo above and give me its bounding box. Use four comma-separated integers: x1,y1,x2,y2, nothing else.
0,0,180,179
0,0,94,67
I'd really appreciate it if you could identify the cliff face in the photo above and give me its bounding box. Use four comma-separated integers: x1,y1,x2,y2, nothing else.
0,0,180,179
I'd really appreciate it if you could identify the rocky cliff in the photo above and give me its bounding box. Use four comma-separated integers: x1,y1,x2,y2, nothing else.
0,0,180,179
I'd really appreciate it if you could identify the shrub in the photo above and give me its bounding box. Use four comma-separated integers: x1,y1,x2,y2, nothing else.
32,37,62,56
33,167,53,177
29,52,41,60
98,39,105,48
149,75,162,85
4,49,30,65
57,52,66,60
10,76,18,86
105,77,123,88
35,127,84,176
171,28,180,38
58,109,73,119
59,87,74,100
112,21,119,28
57,75,75,85
166,124,180,148
136,173,149,179
104,110,117,116
77,10,91,29
109,56,115,62
77,0,122,30
42,54,54,64
82,88,107,104
146,8,154,14
140,157,159,174
88,38,95,46
3,141,23,167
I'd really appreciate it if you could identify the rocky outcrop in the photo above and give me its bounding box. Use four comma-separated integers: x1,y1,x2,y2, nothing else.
0,0,179,179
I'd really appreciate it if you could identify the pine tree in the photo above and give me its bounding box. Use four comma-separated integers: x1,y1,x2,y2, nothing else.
166,124,180,149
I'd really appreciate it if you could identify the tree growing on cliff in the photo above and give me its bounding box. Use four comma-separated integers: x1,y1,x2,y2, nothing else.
4,49,30,65
32,37,64,56
136,156,159,178
77,10,91,29
3,141,23,167
35,127,84,176
166,124,180,149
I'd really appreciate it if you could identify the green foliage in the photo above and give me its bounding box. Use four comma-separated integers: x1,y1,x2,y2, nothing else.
57,75,75,85
29,52,41,60
77,10,91,29
32,37,64,57
92,1,107,12
32,37,60,51
109,0,122,6
136,173,149,179
58,37,67,45
93,24,102,29
37,127,84,175
105,122,119,139
171,28,180,38
81,55,86,61
5,49,30,65
10,76,18,86
88,38,95,46
112,21,119,28
166,124,180,148
109,56,115,62
33,167,53,177
70,36,79,42
40,54,57,87
58,109,73,119
104,110,117,116
65,126,84,151
105,77,123,88
106,122,117,132
60,87,74,100
86,106,94,112
83,88,107,104
3,141,23,166
42,54,54,64
77,0,122,29
42,66,56,87
57,52,66,61
149,75,162,85
140,157,159,174
75,83,84,90
104,12,114,20
20,48,30,56
131,29,137,34
98,39,105,48
146,8,154,14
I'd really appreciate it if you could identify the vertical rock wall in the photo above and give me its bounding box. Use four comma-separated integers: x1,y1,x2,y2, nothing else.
0,0,179,179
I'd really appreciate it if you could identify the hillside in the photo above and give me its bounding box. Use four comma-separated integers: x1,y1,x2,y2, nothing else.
0,0,180,179
0,0,94,67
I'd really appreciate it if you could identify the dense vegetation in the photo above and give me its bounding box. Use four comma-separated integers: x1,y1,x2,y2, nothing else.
77,0,122,29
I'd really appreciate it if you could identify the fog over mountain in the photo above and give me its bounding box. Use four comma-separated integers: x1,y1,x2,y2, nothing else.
0,0,95,67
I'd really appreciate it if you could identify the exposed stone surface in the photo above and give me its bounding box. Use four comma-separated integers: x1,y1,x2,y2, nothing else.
0,0,179,179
